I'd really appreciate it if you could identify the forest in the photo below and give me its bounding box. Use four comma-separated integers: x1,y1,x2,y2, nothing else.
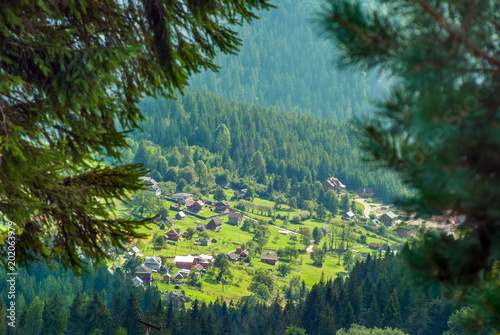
188,0,388,121
122,89,406,203
0,251,464,335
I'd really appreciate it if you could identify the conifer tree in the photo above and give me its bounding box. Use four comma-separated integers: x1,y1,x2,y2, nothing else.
0,0,272,273
124,292,143,335
66,292,86,335
381,289,403,330
112,292,126,331
84,292,113,335
41,293,67,335
20,297,43,335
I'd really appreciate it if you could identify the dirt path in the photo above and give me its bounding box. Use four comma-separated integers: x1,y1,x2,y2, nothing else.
355,198,371,218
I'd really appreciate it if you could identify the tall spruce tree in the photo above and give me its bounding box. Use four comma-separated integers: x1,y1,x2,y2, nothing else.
319,0,500,331
124,292,143,335
41,293,67,335
0,0,272,274
66,292,86,335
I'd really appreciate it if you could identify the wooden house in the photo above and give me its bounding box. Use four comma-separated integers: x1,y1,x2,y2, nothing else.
228,212,243,225
260,252,279,265
207,217,223,230
215,200,230,212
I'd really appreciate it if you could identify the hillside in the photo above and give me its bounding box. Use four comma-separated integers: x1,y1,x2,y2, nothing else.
188,0,388,121
132,89,405,202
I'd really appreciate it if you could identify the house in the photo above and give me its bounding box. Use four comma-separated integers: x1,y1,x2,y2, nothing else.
228,212,243,225
173,269,191,284
398,210,414,221
321,225,330,236
343,211,356,220
207,217,223,230
132,276,144,288
139,176,153,185
369,243,383,249
394,226,417,238
187,200,204,213
369,219,381,227
165,217,176,226
239,250,249,258
174,255,197,269
129,246,142,257
176,211,186,220
380,212,398,226
261,252,279,265
164,291,186,308
200,239,211,246
194,264,204,272
165,228,182,241
170,204,179,211
172,193,193,204
198,254,214,268
222,182,231,189
357,187,374,198
322,177,346,193
162,272,172,284
430,215,458,226
144,256,162,271
134,265,153,285
215,200,230,212
196,223,206,231
227,251,240,263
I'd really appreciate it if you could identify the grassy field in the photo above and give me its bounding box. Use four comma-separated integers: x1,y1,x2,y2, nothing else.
115,188,401,305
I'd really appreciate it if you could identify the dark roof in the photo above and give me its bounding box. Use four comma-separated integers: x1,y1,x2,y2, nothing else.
216,200,229,206
321,225,330,233
228,212,243,218
165,217,176,225
227,251,239,261
209,217,223,226
134,265,153,274
167,228,182,236
261,252,279,261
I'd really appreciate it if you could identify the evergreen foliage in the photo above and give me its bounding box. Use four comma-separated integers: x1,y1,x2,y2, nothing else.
0,0,273,273
319,0,500,331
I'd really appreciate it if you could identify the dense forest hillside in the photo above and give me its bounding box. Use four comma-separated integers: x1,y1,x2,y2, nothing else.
4,252,460,334
131,90,404,202
188,0,387,121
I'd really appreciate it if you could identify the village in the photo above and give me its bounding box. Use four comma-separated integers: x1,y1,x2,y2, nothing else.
112,175,462,308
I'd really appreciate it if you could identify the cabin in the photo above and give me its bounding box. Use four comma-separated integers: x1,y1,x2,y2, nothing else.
176,211,186,220
380,212,398,226
228,212,243,225
165,228,182,241
198,254,214,268
215,200,230,212
369,219,381,227
207,217,223,230
343,211,356,220
162,272,171,284
357,187,374,198
227,251,240,263
172,193,193,204
165,217,176,226
144,256,162,271
164,291,186,308
196,223,206,231
131,276,144,288
322,177,346,194
174,255,197,269
321,225,330,236
260,252,279,265
394,226,417,238
187,200,204,213
200,239,211,246
134,265,153,285
129,246,141,257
